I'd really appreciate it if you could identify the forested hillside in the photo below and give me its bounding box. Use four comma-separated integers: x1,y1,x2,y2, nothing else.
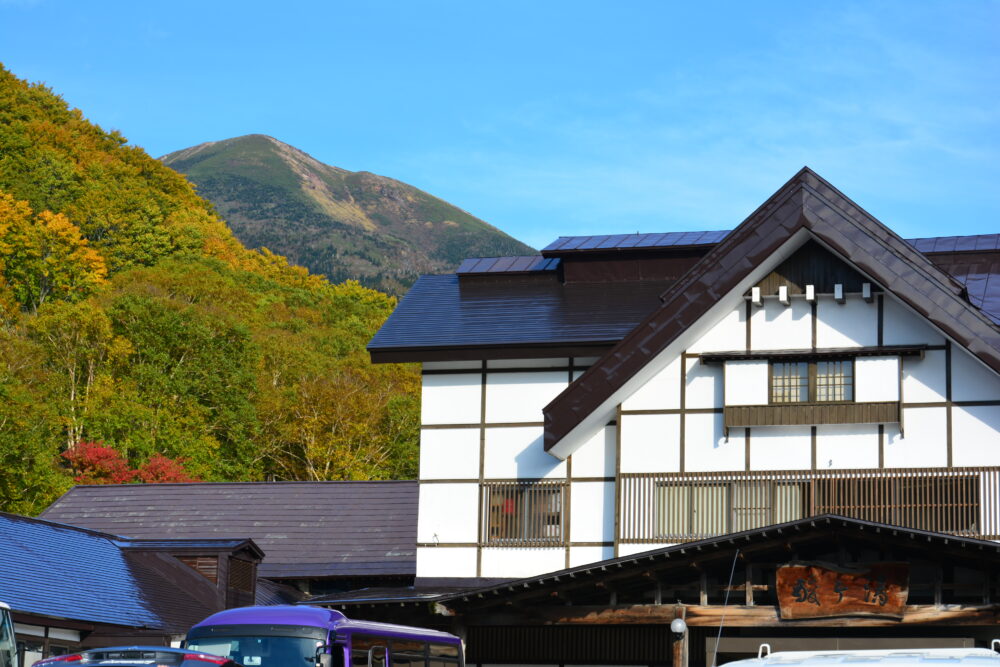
0,64,419,515
162,135,535,295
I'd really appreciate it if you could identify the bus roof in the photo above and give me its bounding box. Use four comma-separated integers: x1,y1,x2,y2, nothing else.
727,649,1000,666
189,606,461,644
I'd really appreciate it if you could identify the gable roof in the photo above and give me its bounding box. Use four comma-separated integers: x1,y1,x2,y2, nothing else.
0,511,219,631
41,481,418,579
543,167,1000,456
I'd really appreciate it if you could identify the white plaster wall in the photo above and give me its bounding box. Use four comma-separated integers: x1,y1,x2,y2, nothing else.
687,304,746,353
570,481,615,543
617,543,672,557
952,406,1000,466
572,426,615,478
685,413,744,471
686,357,723,409
749,426,812,470
488,358,570,369
885,409,947,468
485,371,567,423
814,424,880,469
882,296,946,345
483,426,566,479
902,350,947,403
751,299,811,351
420,428,480,479
423,361,482,371
619,414,680,473
816,297,877,348
952,347,1000,402
480,548,565,578
622,356,681,411
416,547,477,578
725,360,768,405
417,483,480,543
421,374,481,425
569,546,614,568
854,356,899,403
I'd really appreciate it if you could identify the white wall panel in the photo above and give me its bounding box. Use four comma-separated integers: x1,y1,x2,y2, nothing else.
488,358,569,369
952,406,1000,466
882,296,946,345
902,350,947,404
951,347,1000,402
619,414,680,473
416,547,477,578
816,297,876,348
749,426,812,470
688,304,746,353
569,546,614,568
685,413,744,471
617,543,672,557
421,374,481,425
855,356,899,403
480,548,565,578
885,409,947,468
572,426,615,478
570,481,614,542
420,428,479,479
751,300,811,351
484,427,566,479
417,483,479,543
815,424,880,469
485,371,567,423
725,361,768,406
423,361,482,371
622,356,681,411
686,357,723,409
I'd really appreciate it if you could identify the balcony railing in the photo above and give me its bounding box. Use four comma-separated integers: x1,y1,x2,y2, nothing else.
619,467,1000,543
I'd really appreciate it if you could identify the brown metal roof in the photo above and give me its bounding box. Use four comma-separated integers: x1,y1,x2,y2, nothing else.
542,167,1000,454
41,481,417,579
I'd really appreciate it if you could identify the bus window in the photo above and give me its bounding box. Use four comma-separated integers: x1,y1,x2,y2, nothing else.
389,640,426,667
350,636,386,667
428,643,460,667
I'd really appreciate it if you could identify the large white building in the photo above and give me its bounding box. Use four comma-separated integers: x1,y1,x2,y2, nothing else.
357,169,1000,664
368,168,1000,585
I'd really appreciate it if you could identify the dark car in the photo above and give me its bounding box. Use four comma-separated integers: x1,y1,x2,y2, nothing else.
32,646,240,667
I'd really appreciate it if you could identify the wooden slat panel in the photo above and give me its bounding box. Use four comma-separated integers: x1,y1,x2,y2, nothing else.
725,402,899,428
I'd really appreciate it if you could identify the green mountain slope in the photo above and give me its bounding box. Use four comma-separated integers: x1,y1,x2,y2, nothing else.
0,65,419,514
162,134,535,294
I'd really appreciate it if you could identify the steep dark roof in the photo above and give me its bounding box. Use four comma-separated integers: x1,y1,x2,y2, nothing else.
367,274,671,362
0,512,217,631
542,167,1000,455
41,481,417,579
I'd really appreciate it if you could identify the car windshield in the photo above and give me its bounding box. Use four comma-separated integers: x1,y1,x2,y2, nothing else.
186,636,323,667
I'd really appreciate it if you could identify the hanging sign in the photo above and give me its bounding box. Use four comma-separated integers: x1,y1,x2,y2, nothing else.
776,562,909,620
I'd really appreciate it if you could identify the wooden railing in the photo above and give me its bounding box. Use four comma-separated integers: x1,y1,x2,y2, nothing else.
619,467,1000,543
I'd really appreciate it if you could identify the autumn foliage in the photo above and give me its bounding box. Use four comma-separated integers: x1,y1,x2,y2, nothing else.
0,64,419,514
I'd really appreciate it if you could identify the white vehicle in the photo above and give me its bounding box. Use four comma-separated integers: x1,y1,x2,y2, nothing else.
724,645,1000,666
0,602,16,667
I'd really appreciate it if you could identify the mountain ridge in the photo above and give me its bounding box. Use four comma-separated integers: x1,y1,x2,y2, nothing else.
162,134,535,294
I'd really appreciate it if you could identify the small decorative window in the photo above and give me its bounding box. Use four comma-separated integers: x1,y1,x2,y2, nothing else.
482,481,566,546
770,359,854,403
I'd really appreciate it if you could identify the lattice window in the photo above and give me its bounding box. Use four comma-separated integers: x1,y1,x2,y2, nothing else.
771,362,808,403
482,481,566,546
816,359,854,401
771,359,854,403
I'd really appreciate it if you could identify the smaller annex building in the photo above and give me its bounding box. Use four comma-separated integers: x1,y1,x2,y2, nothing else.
0,511,269,667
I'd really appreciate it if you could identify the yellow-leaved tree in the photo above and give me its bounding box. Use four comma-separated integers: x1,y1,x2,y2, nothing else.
0,192,108,312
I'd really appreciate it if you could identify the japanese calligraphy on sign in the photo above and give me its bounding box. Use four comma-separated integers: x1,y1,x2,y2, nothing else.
776,562,909,620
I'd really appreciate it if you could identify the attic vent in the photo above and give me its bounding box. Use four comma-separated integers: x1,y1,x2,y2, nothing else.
178,555,218,583
228,557,255,593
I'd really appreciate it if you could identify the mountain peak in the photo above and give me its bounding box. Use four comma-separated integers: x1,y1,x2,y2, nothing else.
162,136,534,295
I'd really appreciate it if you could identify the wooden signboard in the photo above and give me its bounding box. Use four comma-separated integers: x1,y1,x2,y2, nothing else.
776,562,909,620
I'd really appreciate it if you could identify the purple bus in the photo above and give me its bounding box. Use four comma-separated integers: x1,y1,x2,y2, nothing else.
185,607,463,667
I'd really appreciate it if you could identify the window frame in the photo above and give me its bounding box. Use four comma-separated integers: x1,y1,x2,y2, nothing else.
481,481,567,547
768,357,855,405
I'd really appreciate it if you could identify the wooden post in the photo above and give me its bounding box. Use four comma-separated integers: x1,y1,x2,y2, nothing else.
672,606,688,667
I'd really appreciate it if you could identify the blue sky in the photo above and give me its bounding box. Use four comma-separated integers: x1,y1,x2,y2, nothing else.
1,1,998,250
